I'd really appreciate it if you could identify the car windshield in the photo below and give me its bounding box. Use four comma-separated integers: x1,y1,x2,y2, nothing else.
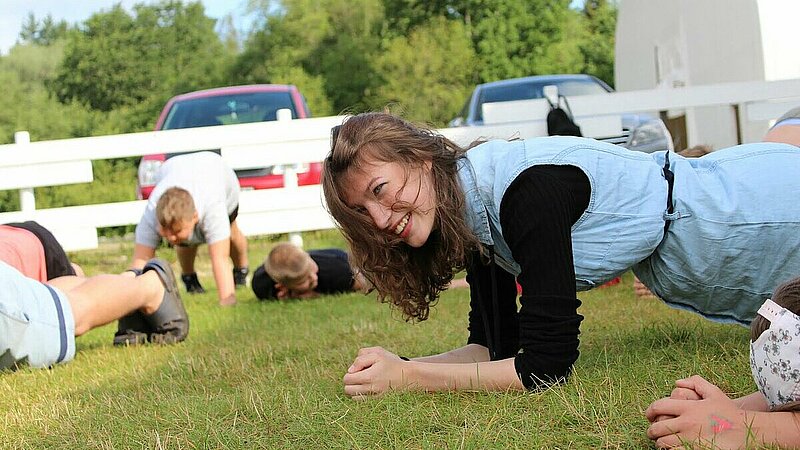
475,78,610,121
161,91,297,130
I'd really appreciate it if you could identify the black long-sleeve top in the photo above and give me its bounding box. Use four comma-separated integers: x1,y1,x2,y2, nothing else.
465,164,590,390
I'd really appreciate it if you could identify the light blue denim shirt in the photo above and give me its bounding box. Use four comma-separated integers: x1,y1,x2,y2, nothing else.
458,137,800,325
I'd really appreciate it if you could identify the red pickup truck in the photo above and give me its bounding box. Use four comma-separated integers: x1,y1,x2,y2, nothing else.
136,84,320,199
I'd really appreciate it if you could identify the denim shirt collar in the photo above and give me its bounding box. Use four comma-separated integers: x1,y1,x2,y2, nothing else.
456,157,494,247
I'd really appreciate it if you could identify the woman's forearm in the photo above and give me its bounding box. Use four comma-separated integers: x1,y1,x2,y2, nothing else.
411,343,491,364
405,357,524,392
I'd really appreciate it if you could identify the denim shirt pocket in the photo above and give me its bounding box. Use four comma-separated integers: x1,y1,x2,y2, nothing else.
0,301,31,357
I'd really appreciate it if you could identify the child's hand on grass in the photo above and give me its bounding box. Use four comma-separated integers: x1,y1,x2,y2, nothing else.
646,376,747,449
650,377,703,423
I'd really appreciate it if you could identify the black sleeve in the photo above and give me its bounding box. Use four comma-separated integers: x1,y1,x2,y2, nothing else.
251,264,278,300
465,251,519,359
313,250,355,294
499,165,589,390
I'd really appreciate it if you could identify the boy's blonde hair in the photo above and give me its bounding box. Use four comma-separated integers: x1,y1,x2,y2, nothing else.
156,187,196,230
265,243,312,287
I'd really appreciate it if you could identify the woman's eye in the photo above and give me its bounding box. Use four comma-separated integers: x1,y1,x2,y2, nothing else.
372,183,386,196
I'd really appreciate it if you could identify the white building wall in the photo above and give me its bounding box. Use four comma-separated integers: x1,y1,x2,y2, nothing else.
758,1,800,81
615,0,800,149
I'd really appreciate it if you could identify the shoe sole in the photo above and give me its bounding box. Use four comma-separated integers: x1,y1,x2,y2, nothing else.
143,258,189,343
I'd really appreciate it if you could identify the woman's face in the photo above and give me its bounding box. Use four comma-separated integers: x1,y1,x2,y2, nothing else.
340,156,436,248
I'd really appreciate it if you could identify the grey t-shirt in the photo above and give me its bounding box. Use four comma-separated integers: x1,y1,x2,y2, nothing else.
135,152,240,247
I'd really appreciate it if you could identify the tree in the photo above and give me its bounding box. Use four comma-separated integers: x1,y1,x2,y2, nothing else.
578,0,617,86
465,0,581,82
236,0,383,115
371,18,476,125
51,1,229,131
311,0,384,113
18,13,70,47
0,44,96,144
380,0,585,83
0,44,108,212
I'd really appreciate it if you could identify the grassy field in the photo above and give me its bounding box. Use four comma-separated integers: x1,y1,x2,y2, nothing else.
0,231,755,449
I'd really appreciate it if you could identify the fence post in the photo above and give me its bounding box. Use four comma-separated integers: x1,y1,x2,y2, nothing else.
14,131,36,212
277,109,303,248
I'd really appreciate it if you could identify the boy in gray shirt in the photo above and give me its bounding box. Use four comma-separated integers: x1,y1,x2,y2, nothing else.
131,151,248,306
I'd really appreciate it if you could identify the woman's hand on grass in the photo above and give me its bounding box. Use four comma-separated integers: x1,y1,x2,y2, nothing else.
343,346,411,398
645,376,747,449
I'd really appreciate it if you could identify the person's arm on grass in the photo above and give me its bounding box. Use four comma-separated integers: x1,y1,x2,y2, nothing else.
208,238,236,306
646,375,800,449
131,244,156,271
131,213,159,272
343,346,523,396
408,343,490,363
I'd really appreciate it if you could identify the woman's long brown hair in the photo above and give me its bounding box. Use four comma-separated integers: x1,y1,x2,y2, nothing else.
322,113,479,321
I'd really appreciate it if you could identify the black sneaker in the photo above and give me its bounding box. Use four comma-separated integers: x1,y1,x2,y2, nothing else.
233,266,249,288
181,272,206,294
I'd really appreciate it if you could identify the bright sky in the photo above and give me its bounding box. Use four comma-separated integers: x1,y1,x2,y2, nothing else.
0,0,251,55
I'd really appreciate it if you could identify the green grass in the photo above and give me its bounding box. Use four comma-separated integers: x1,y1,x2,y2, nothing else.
0,231,755,449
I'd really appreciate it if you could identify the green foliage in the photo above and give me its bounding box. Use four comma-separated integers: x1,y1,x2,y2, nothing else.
52,1,229,125
467,0,580,81
371,18,476,126
18,13,70,47
311,0,385,114
233,0,337,115
578,0,618,87
0,44,97,145
270,66,334,117
34,159,138,209
236,0,384,115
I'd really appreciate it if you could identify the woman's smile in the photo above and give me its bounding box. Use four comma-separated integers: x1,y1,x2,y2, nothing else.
393,212,411,237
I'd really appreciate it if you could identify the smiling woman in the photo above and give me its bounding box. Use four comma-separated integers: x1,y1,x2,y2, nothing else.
323,117,478,321
322,112,800,398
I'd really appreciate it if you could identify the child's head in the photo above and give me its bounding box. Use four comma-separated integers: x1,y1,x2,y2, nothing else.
264,243,319,294
156,187,198,245
750,276,800,411
322,112,478,321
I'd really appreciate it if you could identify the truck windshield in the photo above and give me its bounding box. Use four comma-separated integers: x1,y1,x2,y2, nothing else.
475,79,610,121
162,91,297,130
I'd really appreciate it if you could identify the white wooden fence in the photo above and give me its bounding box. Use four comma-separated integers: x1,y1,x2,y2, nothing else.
1,79,799,252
